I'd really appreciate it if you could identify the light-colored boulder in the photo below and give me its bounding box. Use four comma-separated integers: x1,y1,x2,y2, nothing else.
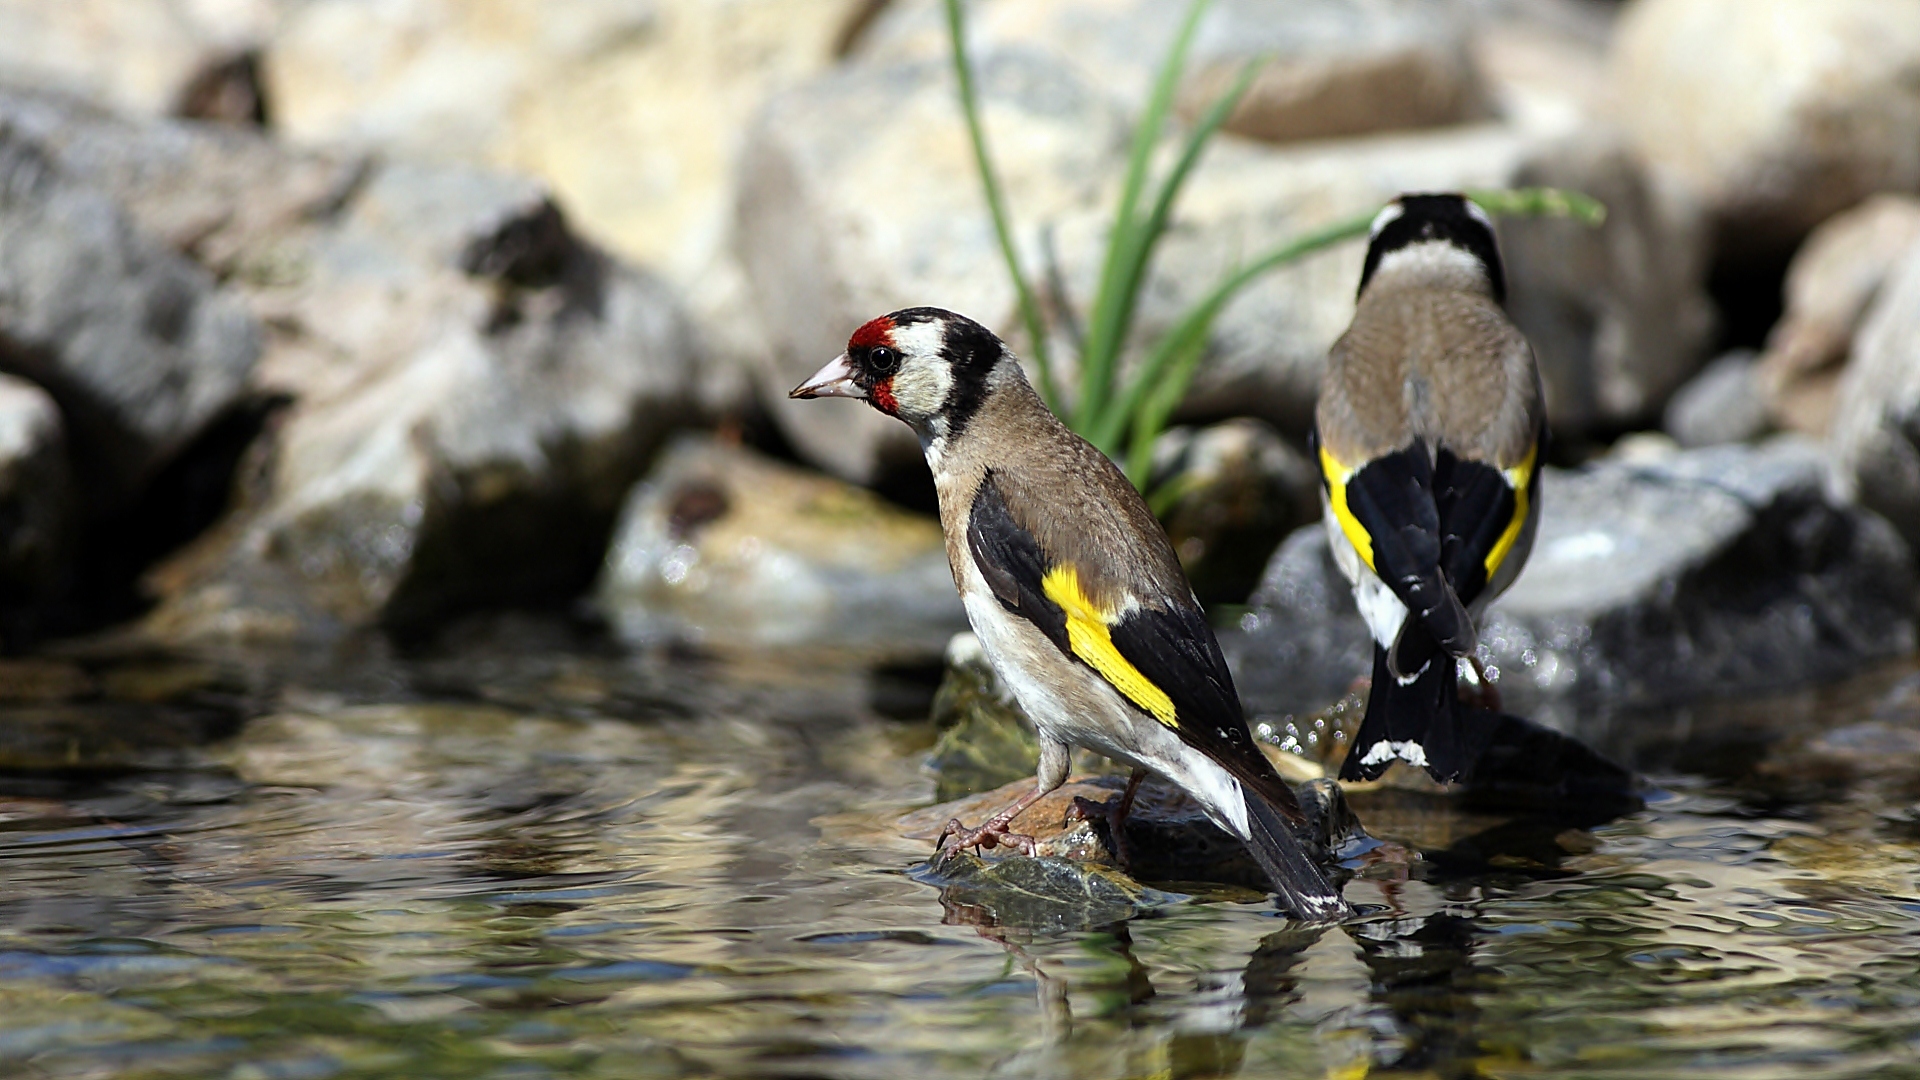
1227,439,1917,733
0,0,289,119
143,157,700,638
596,435,965,654
1610,0,1920,249
263,0,880,407
0,117,260,512
1759,195,1920,437
1828,243,1920,557
1500,137,1716,430
856,0,1488,144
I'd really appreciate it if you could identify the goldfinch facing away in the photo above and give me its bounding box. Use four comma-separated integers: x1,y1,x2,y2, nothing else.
1314,193,1546,785
791,308,1349,922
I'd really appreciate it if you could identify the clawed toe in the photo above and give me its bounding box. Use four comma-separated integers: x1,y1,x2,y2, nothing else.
934,816,1037,861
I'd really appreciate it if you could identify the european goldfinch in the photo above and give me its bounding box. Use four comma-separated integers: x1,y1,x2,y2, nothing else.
791,308,1349,921
1314,194,1546,785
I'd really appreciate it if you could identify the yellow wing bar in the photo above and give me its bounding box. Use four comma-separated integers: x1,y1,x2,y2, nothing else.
1484,441,1539,580
1317,444,1376,572
1040,566,1179,729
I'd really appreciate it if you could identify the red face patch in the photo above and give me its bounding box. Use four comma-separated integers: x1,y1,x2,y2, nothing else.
870,377,898,415
848,316,895,351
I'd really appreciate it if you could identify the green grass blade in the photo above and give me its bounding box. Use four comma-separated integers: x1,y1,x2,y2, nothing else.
1075,0,1212,429
1465,186,1607,225
1091,206,1378,453
1085,53,1262,454
944,0,1059,410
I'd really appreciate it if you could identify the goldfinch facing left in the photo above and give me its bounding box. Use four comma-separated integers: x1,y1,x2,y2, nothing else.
1314,193,1547,786
792,307,1349,922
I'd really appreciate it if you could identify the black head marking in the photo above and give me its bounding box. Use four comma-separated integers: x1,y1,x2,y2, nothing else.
1358,194,1506,303
885,306,1004,436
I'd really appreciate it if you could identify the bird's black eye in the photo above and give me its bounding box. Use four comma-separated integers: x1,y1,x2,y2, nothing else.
867,346,899,374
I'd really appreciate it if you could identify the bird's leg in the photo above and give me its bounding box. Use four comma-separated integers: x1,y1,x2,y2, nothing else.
935,740,1070,862
935,787,1044,860
1066,767,1147,868
1458,654,1502,713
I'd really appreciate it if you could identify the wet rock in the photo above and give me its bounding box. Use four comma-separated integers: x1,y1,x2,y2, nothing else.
1664,350,1772,448
0,117,261,512
0,375,72,619
0,0,288,119
1228,439,1918,731
142,156,700,639
1610,0,1920,251
1828,241,1920,558
1151,419,1318,604
1761,196,1920,438
595,435,964,654
901,770,1362,898
1501,137,1716,432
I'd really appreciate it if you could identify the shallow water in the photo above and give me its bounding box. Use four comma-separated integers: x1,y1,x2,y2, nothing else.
1,621,1917,1079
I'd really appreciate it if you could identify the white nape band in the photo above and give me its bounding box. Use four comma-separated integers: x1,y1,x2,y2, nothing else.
1369,202,1405,238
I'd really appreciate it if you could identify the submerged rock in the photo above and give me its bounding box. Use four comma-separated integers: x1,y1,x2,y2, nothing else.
596,436,964,655
1227,439,1917,732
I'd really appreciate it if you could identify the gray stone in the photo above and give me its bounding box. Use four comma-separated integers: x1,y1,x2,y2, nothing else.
0,374,71,615
0,88,364,276
1664,350,1772,448
143,156,701,639
1828,242,1920,559
1151,418,1318,603
1610,0,1920,251
0,116,261,512
595,435,965,655
1226,439,1918,733
1501,137,1716,431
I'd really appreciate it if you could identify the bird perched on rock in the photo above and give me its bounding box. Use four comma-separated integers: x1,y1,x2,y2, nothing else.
1314,193,1546,785
791,308,1349,921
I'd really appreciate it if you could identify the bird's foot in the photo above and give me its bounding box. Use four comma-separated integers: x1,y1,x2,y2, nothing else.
933,816,1038,862
1064,795,1134,868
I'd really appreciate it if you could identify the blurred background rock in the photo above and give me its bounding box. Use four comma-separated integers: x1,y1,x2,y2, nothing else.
0,0,1915,736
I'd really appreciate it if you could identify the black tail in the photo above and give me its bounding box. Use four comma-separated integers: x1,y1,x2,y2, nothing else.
1341,634,1493,784
1242,789,1350,922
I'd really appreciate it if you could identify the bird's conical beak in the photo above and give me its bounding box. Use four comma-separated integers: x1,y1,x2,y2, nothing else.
789,353,865,400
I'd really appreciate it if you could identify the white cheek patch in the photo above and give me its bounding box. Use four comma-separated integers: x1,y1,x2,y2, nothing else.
881,320,952,416
1463,198,1495,232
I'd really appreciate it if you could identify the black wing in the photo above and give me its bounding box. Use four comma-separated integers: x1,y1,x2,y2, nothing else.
967,471,1300,815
